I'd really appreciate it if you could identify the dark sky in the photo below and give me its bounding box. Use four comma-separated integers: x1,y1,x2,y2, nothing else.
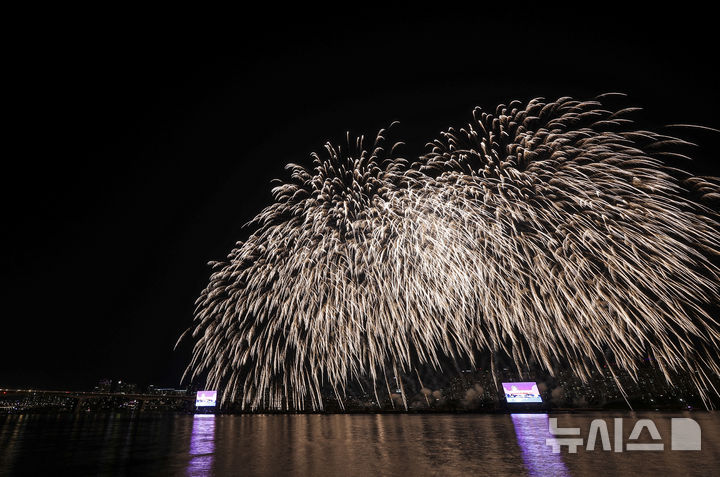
3,7,719,390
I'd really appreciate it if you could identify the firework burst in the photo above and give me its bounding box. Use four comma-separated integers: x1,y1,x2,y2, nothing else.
181,95,720,410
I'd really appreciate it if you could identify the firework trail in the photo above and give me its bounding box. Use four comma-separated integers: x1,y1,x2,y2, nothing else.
181,95,720,410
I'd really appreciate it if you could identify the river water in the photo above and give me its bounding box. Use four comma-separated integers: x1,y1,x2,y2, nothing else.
1,412,718,476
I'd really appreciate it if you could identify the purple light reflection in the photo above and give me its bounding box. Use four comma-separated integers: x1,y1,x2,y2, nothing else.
187,414,216,476
511,413,570,477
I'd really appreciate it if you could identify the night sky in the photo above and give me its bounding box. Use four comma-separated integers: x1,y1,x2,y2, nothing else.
3,7,719,390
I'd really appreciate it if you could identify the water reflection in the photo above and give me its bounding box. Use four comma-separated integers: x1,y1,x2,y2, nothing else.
187,414,216,476
511,413,570,477
1,412,718,476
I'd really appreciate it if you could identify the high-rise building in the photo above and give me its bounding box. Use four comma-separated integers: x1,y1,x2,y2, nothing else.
94,378,112,393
